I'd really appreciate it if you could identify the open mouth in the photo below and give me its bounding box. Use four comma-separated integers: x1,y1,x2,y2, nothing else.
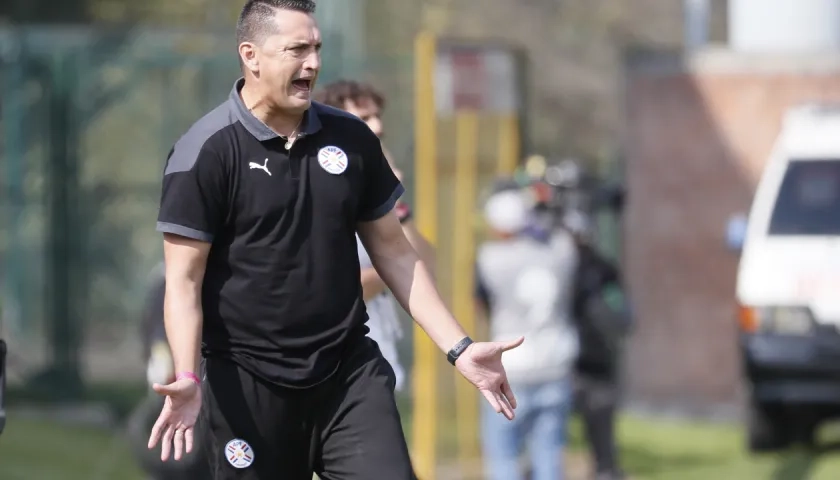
292,79,312,92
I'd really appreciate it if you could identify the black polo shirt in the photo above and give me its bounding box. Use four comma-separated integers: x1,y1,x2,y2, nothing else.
156,78,403,388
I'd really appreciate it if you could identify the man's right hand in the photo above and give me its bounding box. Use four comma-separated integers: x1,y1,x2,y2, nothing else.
147,377,202,461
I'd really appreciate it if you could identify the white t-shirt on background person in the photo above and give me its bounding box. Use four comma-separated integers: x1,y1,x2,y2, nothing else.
357,235,406,391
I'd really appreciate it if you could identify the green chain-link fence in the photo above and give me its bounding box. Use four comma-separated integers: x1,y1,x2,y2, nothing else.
0,25,418,397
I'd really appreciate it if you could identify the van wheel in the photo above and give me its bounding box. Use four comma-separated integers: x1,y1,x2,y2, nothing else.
747,402,792,453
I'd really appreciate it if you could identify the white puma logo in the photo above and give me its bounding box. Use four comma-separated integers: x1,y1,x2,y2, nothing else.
249,158,271,176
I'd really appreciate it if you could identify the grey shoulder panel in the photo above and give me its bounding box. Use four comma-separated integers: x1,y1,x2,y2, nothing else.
164,102,237,175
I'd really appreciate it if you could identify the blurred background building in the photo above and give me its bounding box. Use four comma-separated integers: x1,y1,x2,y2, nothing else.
624,0,840,416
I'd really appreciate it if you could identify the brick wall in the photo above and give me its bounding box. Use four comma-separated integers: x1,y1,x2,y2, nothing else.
622,51,840,414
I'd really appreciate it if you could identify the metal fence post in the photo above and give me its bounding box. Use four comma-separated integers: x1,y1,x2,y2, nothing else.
1,29,26,338
39,50,82,397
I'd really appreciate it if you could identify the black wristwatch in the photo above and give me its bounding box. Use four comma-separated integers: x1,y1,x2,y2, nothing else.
447,336,474,366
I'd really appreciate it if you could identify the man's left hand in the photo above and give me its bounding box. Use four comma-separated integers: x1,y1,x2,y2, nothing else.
455,337,525,420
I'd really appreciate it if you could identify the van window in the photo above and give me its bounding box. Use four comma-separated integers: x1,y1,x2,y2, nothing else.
768,159,840,235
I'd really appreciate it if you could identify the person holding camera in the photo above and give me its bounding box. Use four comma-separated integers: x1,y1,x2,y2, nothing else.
572,237,630,480
522,158,630,480
549,161,629,480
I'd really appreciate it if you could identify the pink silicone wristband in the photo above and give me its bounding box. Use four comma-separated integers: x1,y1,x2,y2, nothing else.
176,372,201,385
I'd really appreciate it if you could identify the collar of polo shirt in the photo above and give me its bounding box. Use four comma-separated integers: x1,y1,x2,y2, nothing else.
229,77,322,142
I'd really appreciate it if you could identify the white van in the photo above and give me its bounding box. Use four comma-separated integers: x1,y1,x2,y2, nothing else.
735,103,840,452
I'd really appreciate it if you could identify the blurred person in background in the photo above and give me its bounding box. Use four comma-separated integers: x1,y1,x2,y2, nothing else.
315,79,435,393
571,223,629,480
542,158,629,480
475,188,579,480
516,156,630,480
128,262,210,479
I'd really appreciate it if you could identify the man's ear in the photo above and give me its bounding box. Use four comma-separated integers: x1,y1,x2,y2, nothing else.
238,42,259,74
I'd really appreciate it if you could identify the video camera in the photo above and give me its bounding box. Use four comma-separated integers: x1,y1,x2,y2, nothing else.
530,159,625,236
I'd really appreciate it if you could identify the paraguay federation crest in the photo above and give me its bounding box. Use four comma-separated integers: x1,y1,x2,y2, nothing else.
317,146,348,175
225,438,254,469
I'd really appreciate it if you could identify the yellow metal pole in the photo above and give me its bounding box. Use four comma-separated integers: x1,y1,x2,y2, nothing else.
452,111,480,471
412,31,438,480
496,113,520,176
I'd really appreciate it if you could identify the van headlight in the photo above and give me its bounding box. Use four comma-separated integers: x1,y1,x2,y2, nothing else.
738,306,815,335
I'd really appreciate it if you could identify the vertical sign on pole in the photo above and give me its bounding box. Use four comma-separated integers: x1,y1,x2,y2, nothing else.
497,113,520,175
450,46,483,470
453,109,479,466
434,41,523,475
484,48,522,175
412,31,439,480
414,35,523,477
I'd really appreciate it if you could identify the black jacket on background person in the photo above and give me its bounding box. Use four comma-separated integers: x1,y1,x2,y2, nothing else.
141,272,167,364
572,242,630,379
128,269,211,480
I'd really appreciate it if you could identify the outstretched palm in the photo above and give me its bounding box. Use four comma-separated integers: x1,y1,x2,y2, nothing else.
147,378,202,461
455,337,524,420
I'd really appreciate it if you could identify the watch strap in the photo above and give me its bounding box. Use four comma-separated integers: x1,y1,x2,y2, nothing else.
447,336,474,366
176,372,201,385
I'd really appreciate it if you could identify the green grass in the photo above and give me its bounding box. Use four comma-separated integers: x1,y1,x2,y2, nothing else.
567,415,840,480
0,381,149,480
5,403,840,480
0,415,144,480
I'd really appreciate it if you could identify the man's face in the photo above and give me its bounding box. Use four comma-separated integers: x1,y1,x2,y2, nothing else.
343,97,384,138
242,10,322,113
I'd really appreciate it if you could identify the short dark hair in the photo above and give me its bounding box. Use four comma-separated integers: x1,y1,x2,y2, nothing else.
314,79,386,110
236,0,316,46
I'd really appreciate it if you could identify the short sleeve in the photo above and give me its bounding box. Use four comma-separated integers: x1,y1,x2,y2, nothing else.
357,133,404,222
156,139,227,242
